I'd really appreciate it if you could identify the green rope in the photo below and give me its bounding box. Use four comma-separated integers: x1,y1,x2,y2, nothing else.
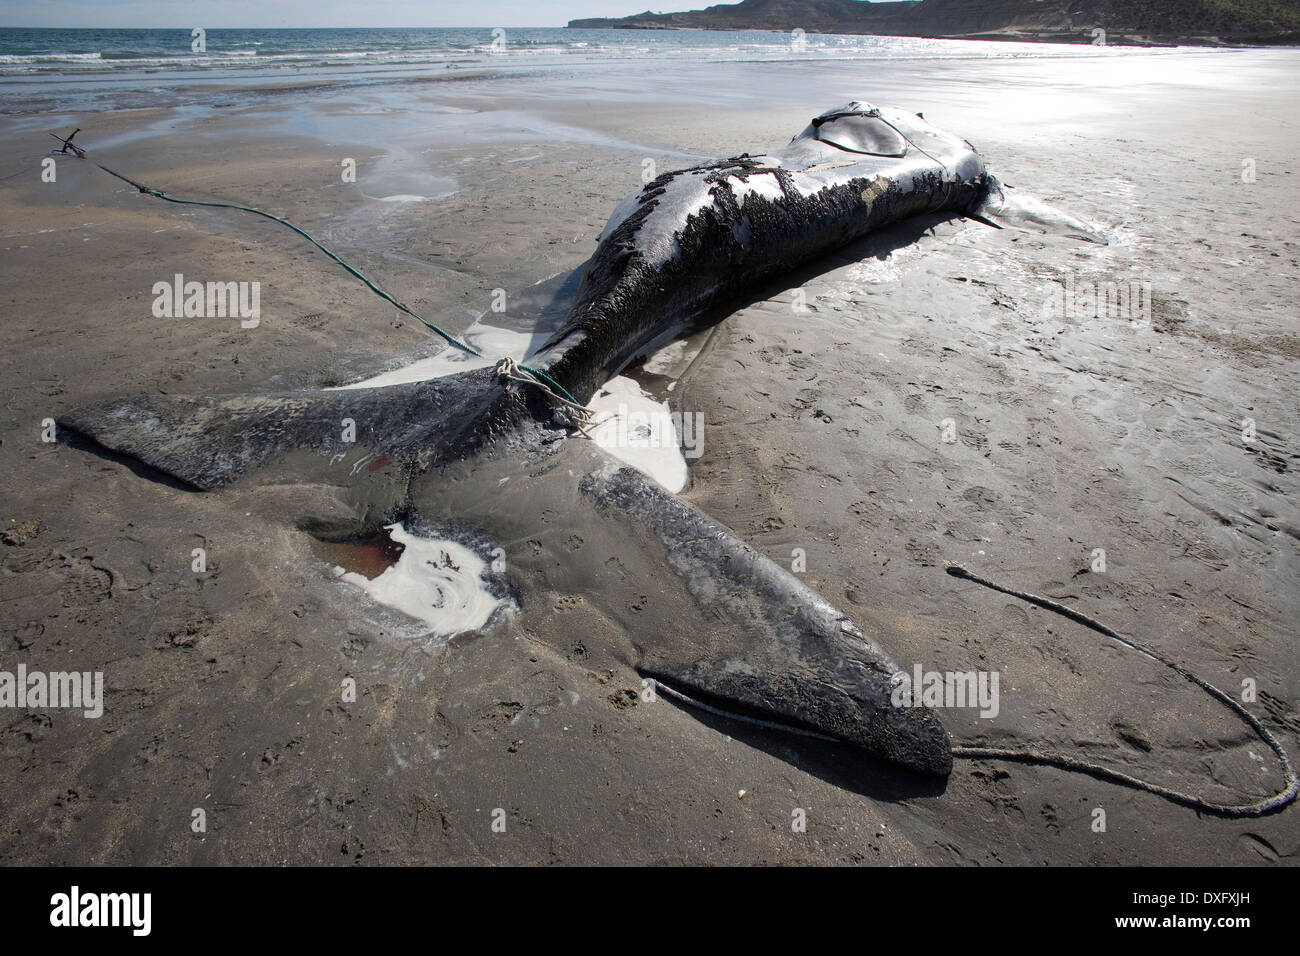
515,363,580,407
74,138,584,407
150,187,480,356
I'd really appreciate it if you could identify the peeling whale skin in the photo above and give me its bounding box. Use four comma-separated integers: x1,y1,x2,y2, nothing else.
58,102,999,776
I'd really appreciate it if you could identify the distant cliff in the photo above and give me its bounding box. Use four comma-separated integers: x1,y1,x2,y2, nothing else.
567,0,1300,45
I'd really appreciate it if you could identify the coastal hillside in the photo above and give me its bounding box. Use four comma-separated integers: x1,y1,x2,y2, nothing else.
568,0,1300,45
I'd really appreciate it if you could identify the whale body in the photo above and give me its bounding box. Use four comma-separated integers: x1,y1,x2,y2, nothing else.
59,102,1016,777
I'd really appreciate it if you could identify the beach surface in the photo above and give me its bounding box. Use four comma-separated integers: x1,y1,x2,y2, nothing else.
1,41,1298,864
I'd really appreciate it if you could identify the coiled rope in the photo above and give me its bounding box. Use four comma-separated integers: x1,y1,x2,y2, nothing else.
495,357,594,436
49,129,587,416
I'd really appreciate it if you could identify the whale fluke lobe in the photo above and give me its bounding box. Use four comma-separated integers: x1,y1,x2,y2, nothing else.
581,464,953,775
59,366,548,490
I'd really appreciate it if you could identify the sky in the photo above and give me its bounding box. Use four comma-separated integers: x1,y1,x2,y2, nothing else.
0,0,704,29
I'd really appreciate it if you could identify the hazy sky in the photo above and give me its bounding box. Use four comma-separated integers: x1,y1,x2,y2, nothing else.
0,0,699,29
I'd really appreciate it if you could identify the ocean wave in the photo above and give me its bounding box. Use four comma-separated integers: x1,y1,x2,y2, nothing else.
0,51,103,63
0,27,1166,88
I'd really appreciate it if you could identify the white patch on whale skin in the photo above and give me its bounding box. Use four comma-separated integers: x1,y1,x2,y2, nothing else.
730,172,786,205
335,523,507,637
588,376,689,494
330,323,533,389
597,189,648,243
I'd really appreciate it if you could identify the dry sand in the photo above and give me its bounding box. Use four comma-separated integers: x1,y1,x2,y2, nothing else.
0,48,1297,864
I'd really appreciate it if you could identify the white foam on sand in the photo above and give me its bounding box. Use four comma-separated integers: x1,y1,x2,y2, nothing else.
330,322,533,389
588,376,688,493
334,523,506,637
641,337,696,375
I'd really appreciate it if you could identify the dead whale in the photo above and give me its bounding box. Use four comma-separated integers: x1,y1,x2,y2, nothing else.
59,102,1050,778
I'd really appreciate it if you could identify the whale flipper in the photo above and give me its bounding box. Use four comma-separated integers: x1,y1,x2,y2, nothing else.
974,173,1109,244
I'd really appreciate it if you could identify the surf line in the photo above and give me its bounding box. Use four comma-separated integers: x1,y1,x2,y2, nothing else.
45,129,590,425
652,569,1297,819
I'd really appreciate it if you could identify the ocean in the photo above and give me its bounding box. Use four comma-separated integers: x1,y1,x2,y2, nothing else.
0,26,1169,114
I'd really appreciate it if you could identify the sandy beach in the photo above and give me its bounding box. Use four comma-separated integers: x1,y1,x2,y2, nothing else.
1,40,1297,865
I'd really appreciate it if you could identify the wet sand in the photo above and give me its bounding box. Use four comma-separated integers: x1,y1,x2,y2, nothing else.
0,48,1297,864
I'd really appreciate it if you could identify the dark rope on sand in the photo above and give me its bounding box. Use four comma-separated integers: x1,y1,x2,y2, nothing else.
946,565,1298,818
48,129,585,410
0,160,42,183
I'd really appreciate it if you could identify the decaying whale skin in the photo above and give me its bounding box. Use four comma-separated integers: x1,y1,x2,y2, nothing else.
531,101,991,402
